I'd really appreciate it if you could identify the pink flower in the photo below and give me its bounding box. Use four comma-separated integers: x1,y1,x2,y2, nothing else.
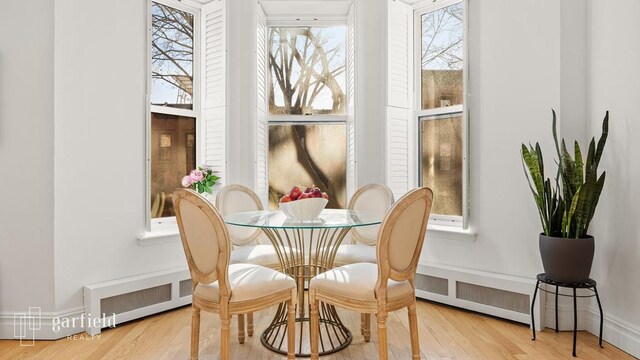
190,169,204,182
181,175,192,188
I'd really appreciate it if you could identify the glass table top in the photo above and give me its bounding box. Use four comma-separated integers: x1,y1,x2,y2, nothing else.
224,209,383,229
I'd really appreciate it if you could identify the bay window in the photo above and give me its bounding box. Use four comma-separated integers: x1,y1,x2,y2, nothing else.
416,0,467,227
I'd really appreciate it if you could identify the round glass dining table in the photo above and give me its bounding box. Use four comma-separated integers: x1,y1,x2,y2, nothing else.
225,209,383,357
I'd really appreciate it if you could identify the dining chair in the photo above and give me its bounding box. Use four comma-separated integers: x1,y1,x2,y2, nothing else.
333,183,395,266
174,189,297,360
336,183,394,340
215,184,282,342
309,187,433,360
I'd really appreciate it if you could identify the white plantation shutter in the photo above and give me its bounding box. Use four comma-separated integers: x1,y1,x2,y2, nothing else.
386,106,410,197
202,0,226,188
346,3,357,198
385,0,411,199
255,3,268,206
387,0,410,109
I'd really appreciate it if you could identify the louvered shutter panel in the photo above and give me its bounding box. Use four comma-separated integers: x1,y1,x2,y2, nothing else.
346,2,357,198
255,3,268,206
202,0,226,189
385,0,411,199
387,0,410,109
386,106,410,197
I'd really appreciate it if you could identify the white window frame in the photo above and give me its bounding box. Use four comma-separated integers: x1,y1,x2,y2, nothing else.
265,20,349,124
414,0,469,229
145,0,201,231
264,20,353,205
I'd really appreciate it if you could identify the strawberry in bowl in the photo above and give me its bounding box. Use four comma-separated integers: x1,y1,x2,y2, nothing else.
279,186,329,220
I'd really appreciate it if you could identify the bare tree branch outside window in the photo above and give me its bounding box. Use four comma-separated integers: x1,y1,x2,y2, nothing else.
151,2,194,108
268,27,346,115
267,26,348,209
421,3,463,71
421,3,463,110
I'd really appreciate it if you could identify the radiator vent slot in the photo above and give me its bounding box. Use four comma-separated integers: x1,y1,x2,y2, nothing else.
456,281,530,314
415,273,448,296
100,284,172,315
179,279,192,297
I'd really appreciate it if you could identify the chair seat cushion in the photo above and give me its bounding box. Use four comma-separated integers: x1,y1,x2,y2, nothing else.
309,263,413,301
194,264,295,303
332,244,377,266
230,244,281,267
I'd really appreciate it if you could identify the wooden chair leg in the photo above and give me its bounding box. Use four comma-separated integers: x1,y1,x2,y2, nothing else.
408,301,420,359
237,314,246,344
287,299,296,360
362,313,371,342
220,315,231,360
377,312,389,360
247,312,254,336
191,306,201,360
310,290,320,360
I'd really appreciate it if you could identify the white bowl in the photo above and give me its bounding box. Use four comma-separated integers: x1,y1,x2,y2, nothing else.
279,197,328,221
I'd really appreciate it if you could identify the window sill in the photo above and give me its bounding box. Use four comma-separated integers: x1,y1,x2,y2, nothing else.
427,224,477,242
137,225,181,246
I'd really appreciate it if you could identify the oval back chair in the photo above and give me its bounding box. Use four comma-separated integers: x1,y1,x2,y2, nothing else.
348,183,395,246
309,187,434,360
174,189,297,360
215,184,263,246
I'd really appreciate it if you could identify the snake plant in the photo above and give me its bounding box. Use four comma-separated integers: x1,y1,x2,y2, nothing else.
521,110,608,239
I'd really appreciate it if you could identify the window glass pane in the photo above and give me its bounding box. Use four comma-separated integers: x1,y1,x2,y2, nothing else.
268,27,346,115
421,3,463,110
151,2,194,109
151,113,196,218
268,124,346,209
420,115,463,216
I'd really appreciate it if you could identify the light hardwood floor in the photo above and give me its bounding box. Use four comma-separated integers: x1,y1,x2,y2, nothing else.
0,300,634,360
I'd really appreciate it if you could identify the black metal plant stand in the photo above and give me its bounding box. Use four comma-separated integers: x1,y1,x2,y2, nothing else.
530,273,604,357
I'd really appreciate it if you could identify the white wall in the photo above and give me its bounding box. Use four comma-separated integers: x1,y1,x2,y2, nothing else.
227,0,259,187
588,0,640,356
0,0,56,315
53,0,187,312
421,0,562,278
355,0,387,186
560,0,588,146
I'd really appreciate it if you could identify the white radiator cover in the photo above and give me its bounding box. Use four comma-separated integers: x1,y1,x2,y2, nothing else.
84,267,192,336
414,263,539,326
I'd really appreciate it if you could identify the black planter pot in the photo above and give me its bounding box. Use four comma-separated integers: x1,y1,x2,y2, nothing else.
539,234,595,283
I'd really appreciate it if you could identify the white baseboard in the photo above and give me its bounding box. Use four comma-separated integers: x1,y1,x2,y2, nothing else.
0,306,86,340
544,297,593,332
543,302,640,358
585,308,640,358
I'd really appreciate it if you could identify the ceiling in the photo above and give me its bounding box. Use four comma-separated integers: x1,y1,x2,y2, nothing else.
259,0,352,17
192,0,425,14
